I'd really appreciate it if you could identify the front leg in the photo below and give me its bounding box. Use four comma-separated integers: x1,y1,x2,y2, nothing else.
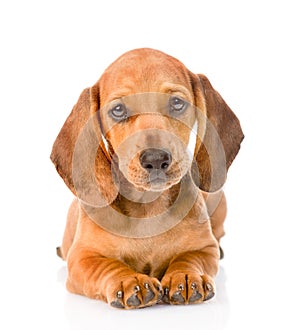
161,244,219,305
66,247,162,309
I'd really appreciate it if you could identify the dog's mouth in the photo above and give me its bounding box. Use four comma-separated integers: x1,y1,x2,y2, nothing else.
127,160,189,192
146,170,168,190
148,171,167,184
112,155,186,192
134,176,179,192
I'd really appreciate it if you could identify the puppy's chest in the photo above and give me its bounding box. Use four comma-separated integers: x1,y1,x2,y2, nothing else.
118,218,209,279
118,195,174,218
110,190,210,278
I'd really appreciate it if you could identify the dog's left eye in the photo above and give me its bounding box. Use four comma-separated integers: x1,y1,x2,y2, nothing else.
109,104,128,121
169,97,187,114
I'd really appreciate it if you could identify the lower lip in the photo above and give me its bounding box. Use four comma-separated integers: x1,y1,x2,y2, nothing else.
149,178,166,185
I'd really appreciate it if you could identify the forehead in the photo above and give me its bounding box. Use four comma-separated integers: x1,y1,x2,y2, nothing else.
99,49,193,104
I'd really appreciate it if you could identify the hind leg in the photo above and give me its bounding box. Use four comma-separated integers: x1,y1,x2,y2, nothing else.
57,198,80,260
203,191,227,259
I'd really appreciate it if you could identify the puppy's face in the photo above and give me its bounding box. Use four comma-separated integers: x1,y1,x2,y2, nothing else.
101,93,196,191
97,50,206,191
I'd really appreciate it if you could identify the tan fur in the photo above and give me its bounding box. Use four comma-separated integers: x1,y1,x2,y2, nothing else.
51,48,243,309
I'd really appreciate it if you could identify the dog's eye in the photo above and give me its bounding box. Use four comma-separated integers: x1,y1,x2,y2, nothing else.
109,104,128,121
169,97,187,114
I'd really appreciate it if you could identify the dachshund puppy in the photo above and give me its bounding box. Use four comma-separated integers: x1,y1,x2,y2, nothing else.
51,48,243,309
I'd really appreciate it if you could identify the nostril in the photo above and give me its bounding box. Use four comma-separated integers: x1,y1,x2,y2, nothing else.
161,162,170,170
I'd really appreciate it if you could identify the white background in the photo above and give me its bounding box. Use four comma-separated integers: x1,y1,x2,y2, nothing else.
1,0,299,329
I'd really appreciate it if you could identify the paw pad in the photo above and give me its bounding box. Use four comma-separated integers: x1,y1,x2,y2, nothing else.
189,282,202,303
171,290,185,304
204,283,215,301
110,291,125,309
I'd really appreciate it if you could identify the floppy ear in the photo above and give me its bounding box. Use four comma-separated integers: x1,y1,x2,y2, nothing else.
50,86,118,206
192,74,244,192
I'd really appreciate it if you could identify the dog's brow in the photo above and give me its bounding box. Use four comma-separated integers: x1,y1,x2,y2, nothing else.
160,83,192,101
106,89,134,103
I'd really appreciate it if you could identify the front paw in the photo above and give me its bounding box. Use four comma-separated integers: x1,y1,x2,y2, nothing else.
107,274,163,309
161,272,215,305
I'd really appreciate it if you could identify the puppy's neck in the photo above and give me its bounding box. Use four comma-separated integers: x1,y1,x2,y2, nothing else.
114,181,181,218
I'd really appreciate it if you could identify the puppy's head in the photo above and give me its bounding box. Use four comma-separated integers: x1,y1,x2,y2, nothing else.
51,48,243,206
97,49,203,191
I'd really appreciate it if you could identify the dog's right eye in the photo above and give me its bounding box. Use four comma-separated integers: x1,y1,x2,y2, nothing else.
109,104,128,122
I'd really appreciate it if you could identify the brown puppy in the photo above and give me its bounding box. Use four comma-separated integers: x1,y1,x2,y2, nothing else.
51,48,243,309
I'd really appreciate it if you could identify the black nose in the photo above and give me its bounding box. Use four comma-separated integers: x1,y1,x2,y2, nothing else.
140,148,172,172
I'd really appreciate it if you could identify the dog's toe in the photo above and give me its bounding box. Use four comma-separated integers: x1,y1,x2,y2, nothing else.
203,283,215,301
143,283,155,304
110,290,125,309
126,294,141,307
188,282,203,303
